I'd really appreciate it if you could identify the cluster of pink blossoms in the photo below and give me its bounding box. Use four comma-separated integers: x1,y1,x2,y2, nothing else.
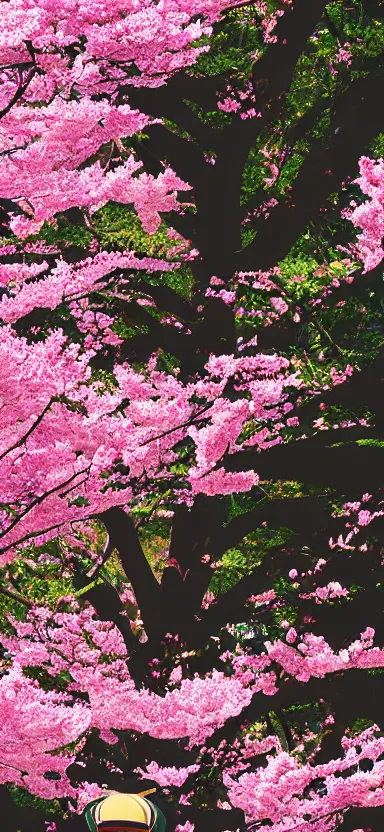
1,606,384,818
345,156,384,271
0,323,303,560
0,1,381,828
225,724,384,831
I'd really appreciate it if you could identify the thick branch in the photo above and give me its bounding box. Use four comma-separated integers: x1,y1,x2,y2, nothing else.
210,494,328,558
84,579,137,653
250,0,329,116
341,805,384,831
292,350,384,427
225,431,384,496
239,68,384,271
137,123,207,187
134,280,196,322
209,668,384,755
99,507,162,642
121,71,220,141
159,497,228,636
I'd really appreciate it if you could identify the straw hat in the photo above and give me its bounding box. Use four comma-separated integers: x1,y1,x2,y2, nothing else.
89,791,157,832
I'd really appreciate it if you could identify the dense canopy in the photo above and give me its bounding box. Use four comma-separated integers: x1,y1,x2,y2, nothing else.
0,1,384,831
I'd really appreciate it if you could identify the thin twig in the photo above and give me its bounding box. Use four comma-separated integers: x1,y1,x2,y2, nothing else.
0,585,33,608
0,398,55,462
86,534,114,579
313,317,344,355
0,66,39,121
139,404,212,447
0,468,90,549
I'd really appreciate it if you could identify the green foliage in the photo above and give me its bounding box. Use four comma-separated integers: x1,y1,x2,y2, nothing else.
209,524,292,596
92,204,170,255
8,784,63,816
350,718,376,736
0,546,74,632
191,12,261,78
369,131,384,157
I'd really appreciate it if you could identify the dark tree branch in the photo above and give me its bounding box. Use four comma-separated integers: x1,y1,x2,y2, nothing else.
239,68,384,272
209,668,384,754
134,280,196,322
137,123,207,186
282,97,331,155
225,431,384,496
249,0,329,116
0,785,84,832
321,263,384,309
84,579,137,653
125,0,329,290
120,71,221,141
209,494,329,558
189,0,328,281
159,497,228,636
323,9,343,43
340,805,384,831
119,295,236,377
0,584,33,608
0,64,40,121
290,349,384,426
0,40,45,119
225,435,384,496
99,507,162,642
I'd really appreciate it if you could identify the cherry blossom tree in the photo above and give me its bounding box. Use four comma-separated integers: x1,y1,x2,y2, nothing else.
0,1,384,831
